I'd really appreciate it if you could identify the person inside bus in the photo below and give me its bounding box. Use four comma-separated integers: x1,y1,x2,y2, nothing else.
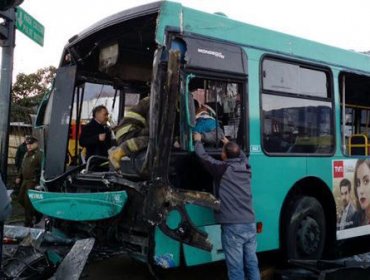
79,105,113,161
337,178,356,230
353,159,370,227
193,99,225,146
193,133,260,280
108,96,150,170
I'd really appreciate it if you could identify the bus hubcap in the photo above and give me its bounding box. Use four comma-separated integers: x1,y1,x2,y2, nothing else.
297,216,320,256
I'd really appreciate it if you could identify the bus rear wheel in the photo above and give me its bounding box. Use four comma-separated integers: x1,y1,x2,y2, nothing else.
285,196,326,259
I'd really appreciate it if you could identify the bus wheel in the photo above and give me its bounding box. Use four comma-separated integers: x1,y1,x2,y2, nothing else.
285,196,326,259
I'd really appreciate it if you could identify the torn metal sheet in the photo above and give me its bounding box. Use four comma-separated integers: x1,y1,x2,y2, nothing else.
4,225,74,245
3,245,48,279
4,225,45,241
50,238,95,280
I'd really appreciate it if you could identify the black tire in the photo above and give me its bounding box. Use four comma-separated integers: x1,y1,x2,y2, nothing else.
284,196,326,259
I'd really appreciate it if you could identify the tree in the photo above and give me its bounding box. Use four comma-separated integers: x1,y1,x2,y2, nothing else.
10,66,56,122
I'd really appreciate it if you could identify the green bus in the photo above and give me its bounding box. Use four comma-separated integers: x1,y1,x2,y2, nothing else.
31,0,370,269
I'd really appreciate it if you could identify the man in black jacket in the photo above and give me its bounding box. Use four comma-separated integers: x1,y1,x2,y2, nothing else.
193,133,260,280
79,105,113,161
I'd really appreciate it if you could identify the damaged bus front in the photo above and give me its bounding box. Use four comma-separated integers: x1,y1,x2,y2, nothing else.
30,1,247,269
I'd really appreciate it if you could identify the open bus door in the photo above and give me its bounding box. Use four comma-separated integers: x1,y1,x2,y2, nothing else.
43,66,77,180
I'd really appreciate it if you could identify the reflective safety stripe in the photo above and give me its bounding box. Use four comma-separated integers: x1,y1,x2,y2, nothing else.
126,138,139,152
115,124,133,141
125,111,146,126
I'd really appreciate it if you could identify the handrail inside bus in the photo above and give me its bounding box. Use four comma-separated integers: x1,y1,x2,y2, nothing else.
185,73,195,151
348,134,369,156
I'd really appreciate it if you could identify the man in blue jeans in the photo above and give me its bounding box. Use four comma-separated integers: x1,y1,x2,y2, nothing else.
193,133,260,280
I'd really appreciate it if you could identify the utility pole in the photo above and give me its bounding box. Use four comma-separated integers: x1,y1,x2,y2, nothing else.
0,4,17,275
0,7,15,183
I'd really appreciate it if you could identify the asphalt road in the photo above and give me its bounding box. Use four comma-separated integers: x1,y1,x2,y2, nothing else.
83,256,229,280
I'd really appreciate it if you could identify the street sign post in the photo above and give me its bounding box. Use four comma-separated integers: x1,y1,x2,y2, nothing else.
15,7,44,46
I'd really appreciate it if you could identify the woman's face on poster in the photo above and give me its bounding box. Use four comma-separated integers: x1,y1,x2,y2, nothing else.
356,162,370,210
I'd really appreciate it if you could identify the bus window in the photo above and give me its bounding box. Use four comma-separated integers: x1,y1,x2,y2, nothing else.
186,76,243,150
68,83,120,166
339,73,370,155
261,58,334,155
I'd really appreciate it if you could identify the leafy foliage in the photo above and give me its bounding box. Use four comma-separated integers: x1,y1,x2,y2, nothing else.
10,66,56,122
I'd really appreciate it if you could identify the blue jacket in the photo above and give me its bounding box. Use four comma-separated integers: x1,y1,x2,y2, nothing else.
193,113,217,133
195,141,255,224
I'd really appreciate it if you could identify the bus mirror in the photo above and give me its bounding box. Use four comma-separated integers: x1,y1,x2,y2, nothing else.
99,42,119,72
35,90,51,128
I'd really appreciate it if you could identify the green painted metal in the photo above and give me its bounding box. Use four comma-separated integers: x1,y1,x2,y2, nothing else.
165,209,182,230
183,225,224,266
154,1,370,254
185,204,216,226
157,2,370,73
28,190,127,221
154,227,181,268
185,73,195,151
46,250,63,266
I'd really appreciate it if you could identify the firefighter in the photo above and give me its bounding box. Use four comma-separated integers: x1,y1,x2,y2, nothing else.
15,136,42,227
109,96,150,170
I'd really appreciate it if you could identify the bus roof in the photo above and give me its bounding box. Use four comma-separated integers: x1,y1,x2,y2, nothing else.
66,1,162,47
157,1,370,73
65,1,370,74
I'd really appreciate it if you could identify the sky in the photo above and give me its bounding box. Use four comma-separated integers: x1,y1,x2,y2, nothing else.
11,0,370,77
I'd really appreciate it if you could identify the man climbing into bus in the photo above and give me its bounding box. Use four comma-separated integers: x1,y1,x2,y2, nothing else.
193,133,260,280
108,96,150,170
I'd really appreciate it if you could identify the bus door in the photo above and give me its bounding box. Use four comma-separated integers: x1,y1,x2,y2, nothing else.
40,66,77,181
168,34,248,190
336,72,370,239
167,35,248,265
340,72,370,156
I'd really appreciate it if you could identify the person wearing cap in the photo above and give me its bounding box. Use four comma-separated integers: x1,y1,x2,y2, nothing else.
15,136,42,227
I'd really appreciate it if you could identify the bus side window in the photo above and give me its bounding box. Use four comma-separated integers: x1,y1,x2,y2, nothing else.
188,77,242,149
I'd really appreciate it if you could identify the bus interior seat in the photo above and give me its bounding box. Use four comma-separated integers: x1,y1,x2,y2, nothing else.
315,135,333,154
288,137,316,153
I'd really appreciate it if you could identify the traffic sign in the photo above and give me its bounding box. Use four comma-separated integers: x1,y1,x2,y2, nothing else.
15,7,44,46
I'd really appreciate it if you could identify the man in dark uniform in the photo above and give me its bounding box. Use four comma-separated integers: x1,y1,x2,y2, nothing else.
79,105,113,160
109,97,150,170
15,135,28,171
15,136,42,227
